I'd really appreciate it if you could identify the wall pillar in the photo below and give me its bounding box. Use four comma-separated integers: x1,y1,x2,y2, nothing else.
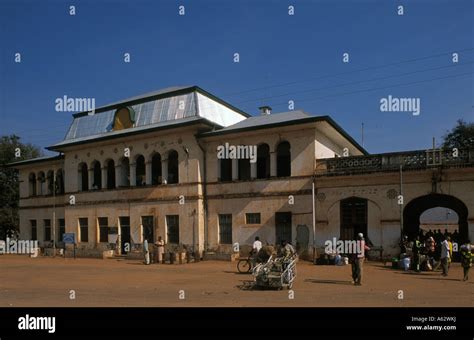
162,158,168,184
270,151,277,177
232,159,238,181
145,161,152,185
115,165,121,188
130,163,136,187
101,167,107,189
88,168,94,190
250,161,257,179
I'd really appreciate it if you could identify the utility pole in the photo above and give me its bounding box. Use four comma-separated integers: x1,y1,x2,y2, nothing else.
312,179,316,263
52,171,56,257
399,164,404,238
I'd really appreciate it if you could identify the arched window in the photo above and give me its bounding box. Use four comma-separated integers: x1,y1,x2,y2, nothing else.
46,170,54,195
29,173,37,196
168,150,179,184
219,159,232,182
257,144,270,179
78,163,88,191
120,157,130,187
276,141,291,177
152,153,162,185
37,171,45,195
238,158,250,181
56,169,64,194
106,159,116,189
135,155,146,186
92,161,102,189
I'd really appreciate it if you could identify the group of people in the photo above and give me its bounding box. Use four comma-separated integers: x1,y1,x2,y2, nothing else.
142,236,165,265
250,236,296,265
401,231,472,281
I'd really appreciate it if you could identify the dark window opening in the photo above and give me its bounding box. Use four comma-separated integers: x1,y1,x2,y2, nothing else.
166,215,179,244
44,219,51,242
56,169,64,194
152,153,162,185
47,170,54,195
275,212,292,245
79,217,88,242
238,159,251,181
168,151,179,184
219,214,232,244
246,213,261,224
276,141,291,177
92,161,101,189
142,216,154,242
106,159,116,189
120,158,130,187
79,163,88,191
220,159,232,182
58,218,65,243
135,155,146,186
30,220,37,240
98,217,108,243
257,144,270,179
29,173,37,196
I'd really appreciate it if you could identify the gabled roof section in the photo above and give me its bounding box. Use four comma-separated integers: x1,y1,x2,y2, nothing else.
199,110,368,155
200,110,311,134
49,86,249,151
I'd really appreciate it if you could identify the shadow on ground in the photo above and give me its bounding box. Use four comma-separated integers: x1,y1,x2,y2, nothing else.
304,279,353,286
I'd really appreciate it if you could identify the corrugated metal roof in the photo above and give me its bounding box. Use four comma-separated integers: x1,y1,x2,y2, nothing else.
50,116,209,149
64,92,197,140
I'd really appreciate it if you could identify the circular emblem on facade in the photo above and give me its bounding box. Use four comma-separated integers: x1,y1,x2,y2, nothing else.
317,193,326,202
387,189,398,199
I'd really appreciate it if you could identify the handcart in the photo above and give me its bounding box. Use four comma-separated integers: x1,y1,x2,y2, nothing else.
252,254,297,290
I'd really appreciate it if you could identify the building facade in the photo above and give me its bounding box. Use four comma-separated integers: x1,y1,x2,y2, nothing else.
11,86,367,258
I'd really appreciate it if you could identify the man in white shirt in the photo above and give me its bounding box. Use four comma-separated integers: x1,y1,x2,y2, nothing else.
253,236,262,253
440,237,451,276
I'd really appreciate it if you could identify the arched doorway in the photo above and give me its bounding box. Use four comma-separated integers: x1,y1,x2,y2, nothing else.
403,193,468,242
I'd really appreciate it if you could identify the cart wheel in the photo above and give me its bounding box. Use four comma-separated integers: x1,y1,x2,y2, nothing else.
237,259,251,273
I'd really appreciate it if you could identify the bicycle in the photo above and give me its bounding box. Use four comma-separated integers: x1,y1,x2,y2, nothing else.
237,252,256,273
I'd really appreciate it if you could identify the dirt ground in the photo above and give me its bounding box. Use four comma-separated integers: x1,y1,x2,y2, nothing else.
0,255,472,307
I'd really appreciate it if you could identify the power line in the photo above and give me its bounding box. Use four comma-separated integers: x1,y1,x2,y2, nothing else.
233,61,474,105
223,48,474,97
270,71,473,107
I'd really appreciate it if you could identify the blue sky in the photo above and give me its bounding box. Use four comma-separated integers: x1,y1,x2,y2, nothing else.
1,0,472,155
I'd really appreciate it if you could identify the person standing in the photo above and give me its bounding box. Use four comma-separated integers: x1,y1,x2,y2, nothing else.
155,236,165,264
143,239,150,265
440,236,451,276
413,235,422,273
460,240,472,281
252,236,262,254
351,233,370,286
